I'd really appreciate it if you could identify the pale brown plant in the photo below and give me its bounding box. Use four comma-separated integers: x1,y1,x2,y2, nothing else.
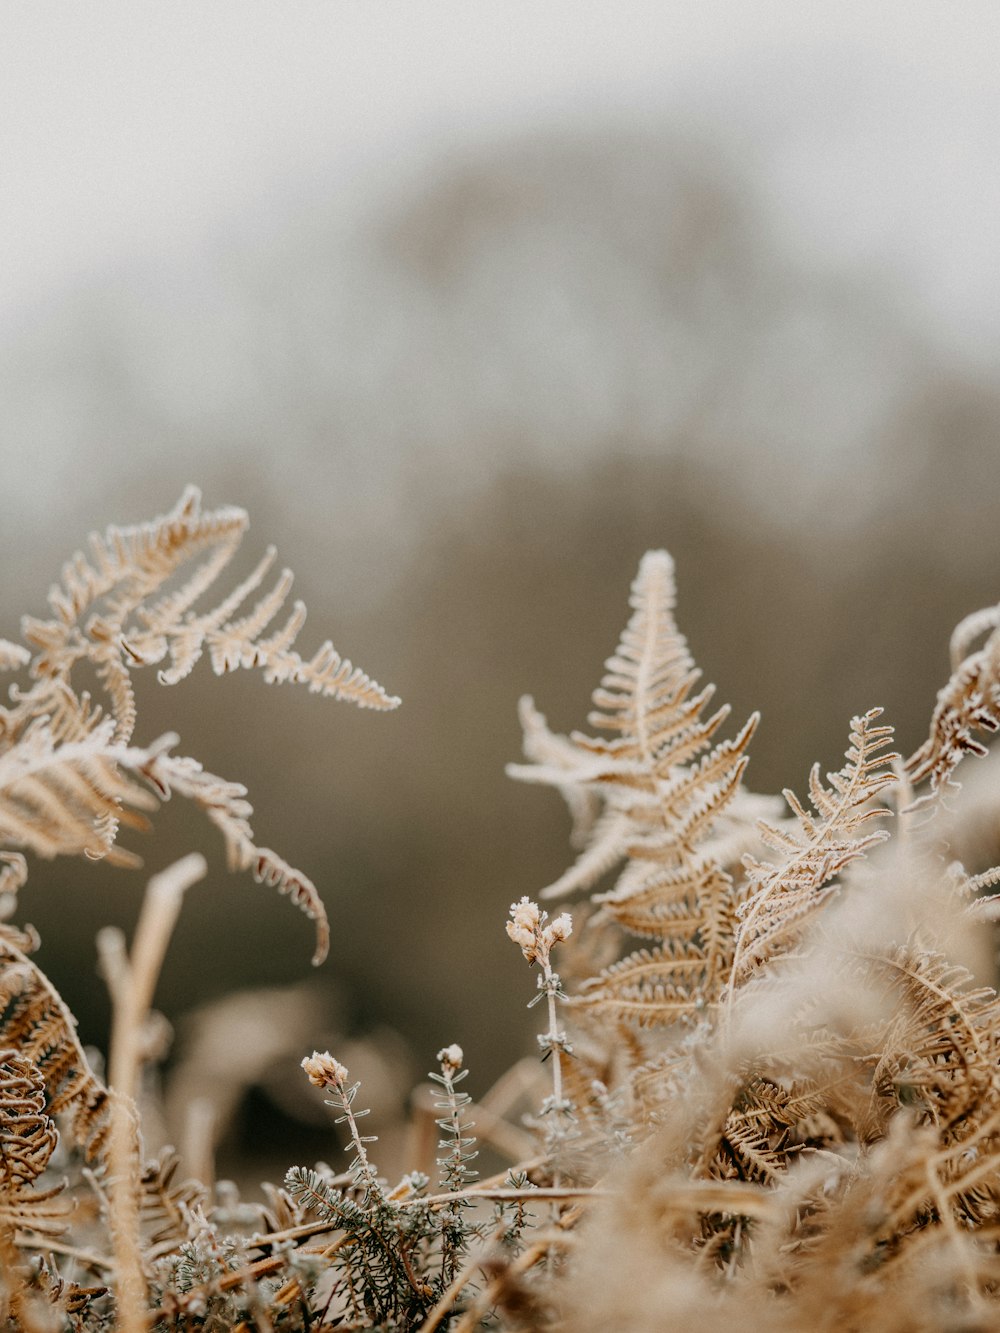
2,497,1000,1330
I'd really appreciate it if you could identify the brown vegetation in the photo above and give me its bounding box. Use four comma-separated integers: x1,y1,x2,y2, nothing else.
2,491,1000,1329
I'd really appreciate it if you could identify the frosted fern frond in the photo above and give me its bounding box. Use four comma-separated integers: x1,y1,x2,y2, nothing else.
0,488,399,964
0,1052,58,1186
0,1052,69,1239
0,717,156,866
731,709,897,988
907,604,1000,799
511,550,760,1025
858,945,1000,1126
572,940,713,1028
13,485,399,729
140,1148,206,1249
0,937,109,1164
584,550,697,765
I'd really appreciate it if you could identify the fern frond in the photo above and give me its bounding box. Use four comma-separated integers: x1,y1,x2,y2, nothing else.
0,1055,69,1241
584,550,696,765
628,755,751,864
730,708,897,988
597,860,731,937
0,489,399,962
0,1053,58,1187
511,551,760,1029
12,485,399,741
574,941,710,1027
857,945,1000,1126
717,1117,787,1185
0,937,109,1164
907,608,1000,798
140,1148,206,1250
0,718,155,866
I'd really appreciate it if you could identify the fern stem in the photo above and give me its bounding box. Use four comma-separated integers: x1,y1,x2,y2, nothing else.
98,854,206,1333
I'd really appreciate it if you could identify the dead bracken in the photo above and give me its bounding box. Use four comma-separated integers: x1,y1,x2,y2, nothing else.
1,494,1000,1329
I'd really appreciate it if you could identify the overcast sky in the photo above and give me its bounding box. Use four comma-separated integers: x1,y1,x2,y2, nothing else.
3,1,1000,365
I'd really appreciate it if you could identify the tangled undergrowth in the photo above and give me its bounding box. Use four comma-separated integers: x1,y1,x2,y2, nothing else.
2,489,1000,1329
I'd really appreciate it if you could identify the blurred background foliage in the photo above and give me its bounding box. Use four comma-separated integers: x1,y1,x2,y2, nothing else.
3,9,1000,1178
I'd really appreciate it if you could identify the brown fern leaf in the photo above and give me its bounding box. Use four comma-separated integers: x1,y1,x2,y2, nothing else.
0,1053,58,1186
510,551,760,1023
583,550,697,763
140,1147,206,1251
573,940,712,1028
0,1051,69,1240
11,485,399,733
715,1079,801,1185
0,489,398,963
856,945,1000,1133
907,604,1000,798
0,717,156,866
596,858,731,938
0,938,109,1165
508,550,755,901
730,708,897,990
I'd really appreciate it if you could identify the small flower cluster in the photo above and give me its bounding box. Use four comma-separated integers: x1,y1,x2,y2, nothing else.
301,1050,349,1089
436,1043,464,1074
505,897,572,966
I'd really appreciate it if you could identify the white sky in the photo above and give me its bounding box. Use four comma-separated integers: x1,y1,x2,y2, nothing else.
3,1,1000,362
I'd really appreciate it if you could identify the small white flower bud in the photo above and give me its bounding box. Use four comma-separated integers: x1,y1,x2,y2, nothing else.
437,1043,464,1071
546,912,573,945
301,1050,348,1089
509,896,541,932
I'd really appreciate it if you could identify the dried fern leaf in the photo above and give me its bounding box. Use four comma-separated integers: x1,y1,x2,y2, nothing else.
512,550,761,1026
573,941,711,1027
907,609,1000,798
15,485,399,721
0,488,398,962
0,1053,58,1186
0,1052,69,1241
584,551,696,764
857,945,1000,1127
731,708,897,988
0,719,155,866
0,937,109,1164
140,1147,206,1250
